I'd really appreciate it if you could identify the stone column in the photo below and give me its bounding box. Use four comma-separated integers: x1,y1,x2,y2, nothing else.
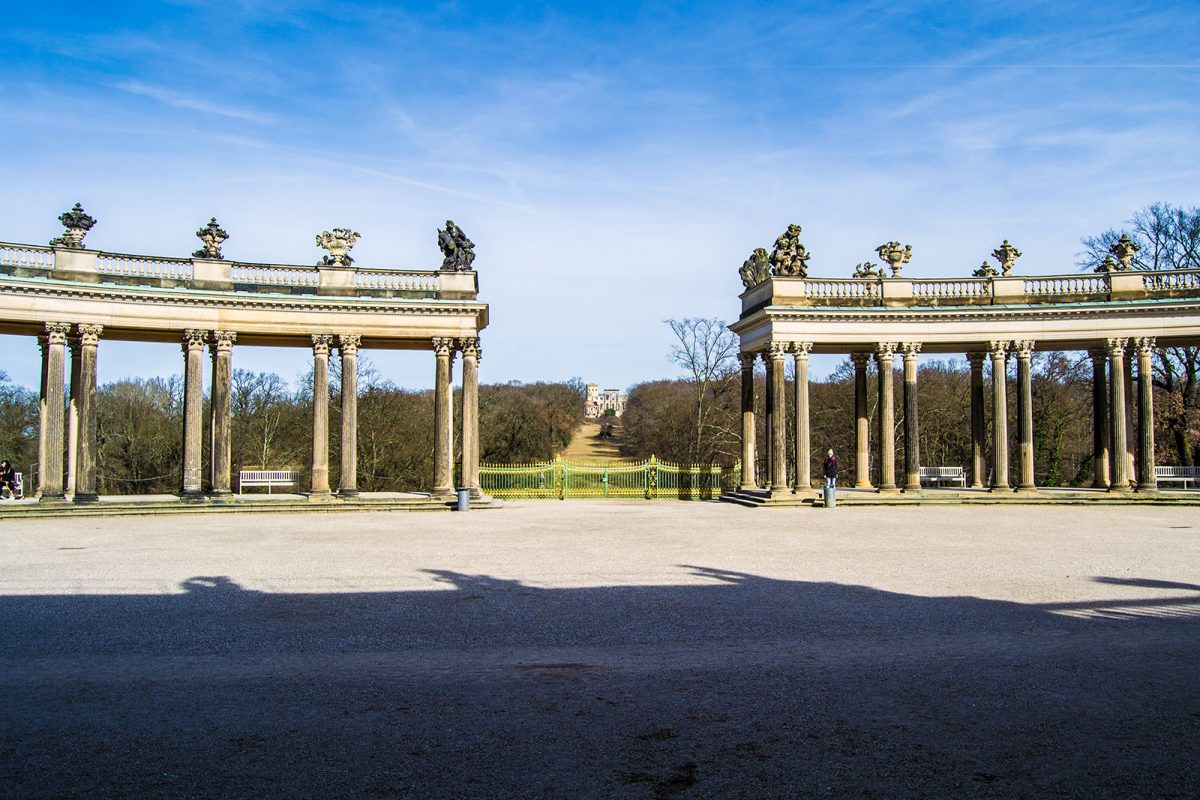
1107,337,1130,491
180,330,206,497
763,352,774,488
1089,349,1110,489
36,335,49,496
66,336,81,496
875,343,898,492
38,323,70,501
738,353,757,490
989,341,1010,491
447,347,457,488
852,353,872,489
1013,340,1037,492
768,342,788,492
1135,337,1157,491
72,324,102,502
967,352,986,488
338,334,361,497
310,335,333,496
460,337,482,496
432,337,455,496
208,330,236,495
1124,354,1136,483
901,342,922,492
792,342,813,494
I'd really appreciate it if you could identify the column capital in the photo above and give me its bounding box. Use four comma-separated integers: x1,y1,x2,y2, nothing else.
1011,340,1035,359
183,329,208,352
875,342,897,359
45,322,71,344
738,352,757,370
459,337,481,359
76,323,102,347
899,342,922,359
338,334,361,355
312,334,334,356
1134,336,1157,355
1106,337,1128,357
966,351,986,367
988,340,1010,356
767,342,788,361
211,330,237,352
790,341,813,359
850,352,871,368
432,336,455,357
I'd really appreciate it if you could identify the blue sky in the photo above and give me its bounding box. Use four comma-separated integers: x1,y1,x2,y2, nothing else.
2,1,1198,391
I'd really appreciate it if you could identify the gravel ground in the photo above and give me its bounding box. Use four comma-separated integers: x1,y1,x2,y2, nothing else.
2,502,1199,799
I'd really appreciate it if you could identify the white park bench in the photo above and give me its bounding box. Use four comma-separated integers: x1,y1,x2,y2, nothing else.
1153,465,1200,489
237,469,300,495
919,466,966,487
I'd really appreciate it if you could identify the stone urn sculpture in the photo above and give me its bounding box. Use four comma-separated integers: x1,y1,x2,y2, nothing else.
316,228,360,267
991,240,1022,275
875,241,912,277
193,217,229,259
1110,233,1140,270
49,203,97,249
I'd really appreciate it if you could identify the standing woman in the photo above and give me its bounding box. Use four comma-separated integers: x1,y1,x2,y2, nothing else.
822,449,838,489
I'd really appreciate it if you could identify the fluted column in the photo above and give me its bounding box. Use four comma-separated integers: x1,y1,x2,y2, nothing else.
432,337,455,495
989,341,1010,491
310,335,333,496
1013,340,1037,492
1135,337,1157,491
792,342,813,493
738,353,757,490
180,330,206,497
1107,337,1130,491
1089,349,1110,489
768,342,788,492
1123,354,1136,483
851,353,871,489
36,335,49,496
72,324,102,502
967,352,986,488
209,330,236,495
66,336,81,496
338,334,361,497
763,352,773,488
460,337,481,496
38,323,70,501
875,343,898,492
901,342,922,492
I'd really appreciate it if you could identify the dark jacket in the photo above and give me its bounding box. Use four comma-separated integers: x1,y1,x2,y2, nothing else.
823,457,837,478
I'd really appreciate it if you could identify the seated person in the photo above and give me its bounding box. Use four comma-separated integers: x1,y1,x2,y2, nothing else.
0,460,16,499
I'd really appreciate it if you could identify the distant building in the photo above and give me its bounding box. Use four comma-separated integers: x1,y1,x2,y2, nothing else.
585,383,626,418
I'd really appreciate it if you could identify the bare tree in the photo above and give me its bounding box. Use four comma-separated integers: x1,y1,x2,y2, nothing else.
1079,203,1200,465
666,317,739,462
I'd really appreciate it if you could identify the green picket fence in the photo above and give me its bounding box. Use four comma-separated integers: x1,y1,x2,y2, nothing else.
479,456,740,500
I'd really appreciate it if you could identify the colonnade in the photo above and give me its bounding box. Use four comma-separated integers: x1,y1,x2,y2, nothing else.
738,337,1158,494
33,321,482,502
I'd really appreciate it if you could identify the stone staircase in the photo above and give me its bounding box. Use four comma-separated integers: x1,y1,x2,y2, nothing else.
0,493,504,519
719,488,817,508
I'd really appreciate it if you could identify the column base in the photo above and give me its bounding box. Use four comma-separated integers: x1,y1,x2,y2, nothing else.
738,482,759,491
307,492,337,503
876,484,900,494
1014,485,1040,494
38,492,67,504
336,488,360,498
989,484,1011,492
180,491,208,503
902,484,923,494
208,490,233,501
854,481,873,490
72,493,99,503
1136,483,1158,493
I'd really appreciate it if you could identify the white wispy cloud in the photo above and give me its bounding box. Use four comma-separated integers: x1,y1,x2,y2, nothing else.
115,80,277,124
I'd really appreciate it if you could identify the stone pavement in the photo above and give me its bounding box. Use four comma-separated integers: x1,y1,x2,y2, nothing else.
2,501,1198,798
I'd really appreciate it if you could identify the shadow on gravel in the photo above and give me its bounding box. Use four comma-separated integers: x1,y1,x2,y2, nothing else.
2,569,1199,799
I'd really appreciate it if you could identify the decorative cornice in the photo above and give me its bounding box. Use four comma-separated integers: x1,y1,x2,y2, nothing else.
338,334,361,356
312,334,334,356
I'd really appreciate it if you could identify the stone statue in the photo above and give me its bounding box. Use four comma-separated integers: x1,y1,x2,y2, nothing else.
769,224,811,277
49,203,97,249
972,260,998,278
852,262,881,279
438,220,475,271
991,240,1022,275
876,241,913,277
1110,233,1140,270
1094,255,1122,274
739,247,771,288
315,228,360,267
192,217,229,260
